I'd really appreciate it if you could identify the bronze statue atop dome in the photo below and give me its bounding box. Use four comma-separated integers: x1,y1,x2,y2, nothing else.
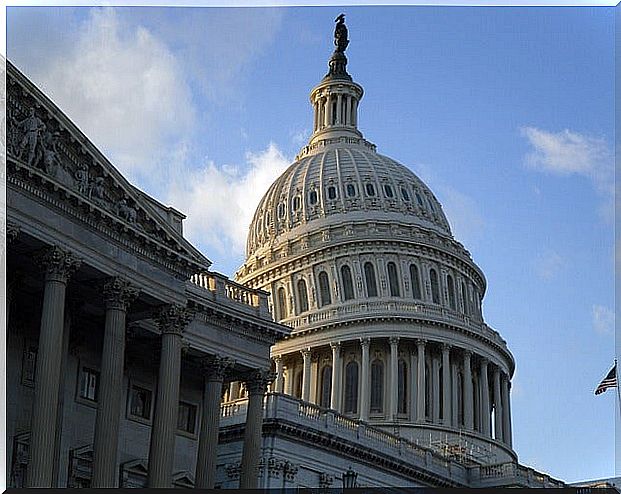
334,14,349,53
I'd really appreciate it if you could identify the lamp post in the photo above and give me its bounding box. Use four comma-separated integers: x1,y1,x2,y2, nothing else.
342,467,358,489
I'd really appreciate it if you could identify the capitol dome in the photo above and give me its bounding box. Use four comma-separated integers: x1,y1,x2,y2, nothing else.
236,20,516,467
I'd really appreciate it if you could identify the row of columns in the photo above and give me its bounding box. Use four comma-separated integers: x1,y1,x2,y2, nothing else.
313,93,358,132
276,337,512,447
24,245,271,488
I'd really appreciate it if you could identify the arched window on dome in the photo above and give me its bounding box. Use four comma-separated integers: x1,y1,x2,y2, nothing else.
346,183,356,197
364,262,378,297
327,185,337,200
318,271,332,306
447,274,456,310
428,197,436,212
461,281,469,315
383,184,394,198
365,183,376,197
415,191,425,207
277,202,286,219
398,359,408,415
297,279,309,313
401,187,410,201
320,366,332,408
277,287,288,319
265,211,271,228
410,263,422,300
344,361,359,414
292,196,301,212
387,262,401,297
309,189,318,205
370,359,384,413
331,98,338,125
341,265,355,301
430,268,440,304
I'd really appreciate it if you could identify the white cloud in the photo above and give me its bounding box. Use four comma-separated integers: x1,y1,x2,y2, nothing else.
533,249,565,281
592,304,614,336
167,143,290,257
521,126,613,219
27,8,196,183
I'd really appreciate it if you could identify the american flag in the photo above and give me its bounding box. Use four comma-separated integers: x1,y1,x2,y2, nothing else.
595,363,618,395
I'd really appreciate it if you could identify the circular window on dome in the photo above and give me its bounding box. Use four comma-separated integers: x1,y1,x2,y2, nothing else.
383,184,394,198
365,183,376,197
401,187,410,201
277,202,286,219
327,186,337,200
346,183,356,197
309,190,318,205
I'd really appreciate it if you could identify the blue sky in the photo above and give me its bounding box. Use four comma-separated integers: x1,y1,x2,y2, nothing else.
7,5,616,483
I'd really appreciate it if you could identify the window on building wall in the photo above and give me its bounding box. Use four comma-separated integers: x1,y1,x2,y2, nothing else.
457,372,464,427
344,361,359,414
364,262,378,297
447,275,456,310
346,183,356,197
462,281,469,315
320,366,332,408
129,385,152,421
415,192,424,207
277,287,288,319
277,202,286,219
297,279,309,313
309,190,318,205
292,196,301,212
410,264,422,300
78,367,99,402
398,360,408,415
401,187,410,201
430,268,440,304
370,359,384,413
318,271,332,306
387,262,401,297
425,362,431,419
327,186,337,200
365,183,376,197
383,184,394,198
177,401,198,434
341,265,355,301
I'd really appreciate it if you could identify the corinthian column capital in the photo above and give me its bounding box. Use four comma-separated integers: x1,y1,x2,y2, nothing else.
201,355,235,382
103,277,139,311
35,246,82,283
157,304,194,335
243,368,276,394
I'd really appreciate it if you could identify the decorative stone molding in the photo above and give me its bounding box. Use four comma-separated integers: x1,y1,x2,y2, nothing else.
7,222,20,244
283,460,299,481
103,277,139,311
319,472,334,488
35,245,82,283
156,304,194,335
225,462,241,480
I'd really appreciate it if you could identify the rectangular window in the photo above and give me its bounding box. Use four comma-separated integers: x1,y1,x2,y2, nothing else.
21,343,37,386
129,385,152,420
177,401,197,434
78,367,99,402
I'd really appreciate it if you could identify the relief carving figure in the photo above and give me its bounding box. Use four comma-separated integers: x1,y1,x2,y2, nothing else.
89,176,107,204
40,126,61,177
17,107,45,166
74,162,90,195
117,199,137,223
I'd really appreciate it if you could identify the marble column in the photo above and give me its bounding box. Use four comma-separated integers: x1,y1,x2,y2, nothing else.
463,351,474,430
502,374,512,447
346,95,352,126
479,358,491,437
409,349,418,422
451,359,459,428
416,339,426,422
432,351,440,423
301,348,312,401
441,344,451,425
359,338,370,421
493,366,503,442
330,342,342,411
28,247,81,487
274,356,284,393
240,370,273,489
196,356,233,489
147,305,192,488
92,278,138,487
389,337,399,420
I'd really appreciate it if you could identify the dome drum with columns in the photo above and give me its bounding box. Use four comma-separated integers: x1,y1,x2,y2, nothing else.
237,18,516,467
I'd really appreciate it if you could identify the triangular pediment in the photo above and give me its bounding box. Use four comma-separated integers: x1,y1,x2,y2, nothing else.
6,61,211,277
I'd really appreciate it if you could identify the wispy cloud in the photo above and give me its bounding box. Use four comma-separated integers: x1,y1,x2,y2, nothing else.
521,126,613,220
533,249,565,281
592,304,614,336
167,143,290,257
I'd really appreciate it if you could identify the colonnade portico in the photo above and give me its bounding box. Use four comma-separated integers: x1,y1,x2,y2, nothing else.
271,335,513,449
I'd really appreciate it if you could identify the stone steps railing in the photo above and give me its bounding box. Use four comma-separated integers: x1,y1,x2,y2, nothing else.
188,272,271,318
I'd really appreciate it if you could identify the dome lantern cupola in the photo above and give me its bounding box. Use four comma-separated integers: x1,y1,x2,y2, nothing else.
309,14,364,145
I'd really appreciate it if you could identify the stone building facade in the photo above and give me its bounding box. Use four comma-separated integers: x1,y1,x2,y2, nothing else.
5,60,290,489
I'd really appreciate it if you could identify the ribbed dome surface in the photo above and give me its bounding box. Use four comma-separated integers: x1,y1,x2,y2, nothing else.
246,139,451,257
